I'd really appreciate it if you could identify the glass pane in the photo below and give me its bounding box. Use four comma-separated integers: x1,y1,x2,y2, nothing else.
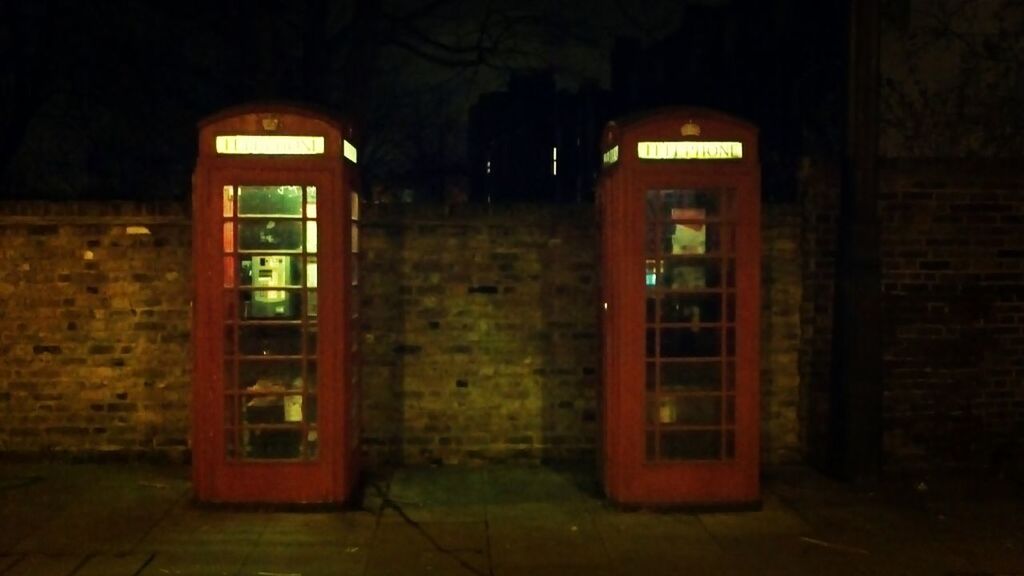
726,293,736,323
283,392,304,423
239,220,303,252
238,360,302,393
239,325,303,357
351,224,359,253
646,298,656,323
223,186,234,217
646,328,656,358
304,394,318,423
675,396,722,426
645,362,656,392
725,395,736,425
725,361,735,391
661,361,720,391
649,189,722,219
307,360,318,392
351,258,358,286
223,222,234,252
306,429,319,458
306,221,318,253
243,393,287,424
727,328,736,356
646,431,656,461
660,327,722,358
725,430,735,459
238,185,303,217
243,428,302,459
661,260,722,290
652,397,683,424
350,192,359,221
645,259,662,287
306,187,317,218
307,329,318,358
660,430,721,460
240,255,302,287
308,290,318,318
241,289,301,320
306,257,318,288
223,256,235,287
664,222,707,255
660,293,721,324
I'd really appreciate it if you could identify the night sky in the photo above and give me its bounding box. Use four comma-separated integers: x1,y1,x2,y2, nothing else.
0,0,845,202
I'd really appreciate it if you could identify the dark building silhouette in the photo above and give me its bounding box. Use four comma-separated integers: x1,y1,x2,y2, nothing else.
468,72,610,203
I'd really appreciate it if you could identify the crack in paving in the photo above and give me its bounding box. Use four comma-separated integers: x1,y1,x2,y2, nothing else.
369,476,490,576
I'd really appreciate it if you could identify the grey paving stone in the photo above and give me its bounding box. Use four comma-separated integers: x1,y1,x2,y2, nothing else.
2,553,84,576
74,553,154,576
241,544,368,576
139,550,250,576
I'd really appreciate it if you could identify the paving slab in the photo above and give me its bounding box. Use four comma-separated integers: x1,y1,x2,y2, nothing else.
257,512,377,548
241,544,368,576
75,553,155,576
138,508,268,551
593,510,721,562
366,521,489,576
138,550,251,576
1,554,85,576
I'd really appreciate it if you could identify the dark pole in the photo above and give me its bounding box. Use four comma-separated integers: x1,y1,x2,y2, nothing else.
831,0,882,483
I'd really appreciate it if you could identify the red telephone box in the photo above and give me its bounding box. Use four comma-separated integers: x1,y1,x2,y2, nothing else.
191,104,360,503
599,108,760,507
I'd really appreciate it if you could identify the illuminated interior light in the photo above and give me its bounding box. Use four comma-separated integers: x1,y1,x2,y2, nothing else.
215,135,325,155
343,140,358,163
552,147,558,160
637,141,743,160
125,226,151,235
602,145,619,166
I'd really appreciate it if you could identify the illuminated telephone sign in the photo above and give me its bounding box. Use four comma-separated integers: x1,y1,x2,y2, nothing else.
216,135,326,155
637,141,743,160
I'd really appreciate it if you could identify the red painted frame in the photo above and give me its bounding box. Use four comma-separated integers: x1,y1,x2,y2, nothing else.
599,108,761,506
191,104,359,503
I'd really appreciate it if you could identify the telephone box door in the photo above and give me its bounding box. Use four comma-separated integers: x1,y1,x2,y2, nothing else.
600,109,760,506
192,106,358,504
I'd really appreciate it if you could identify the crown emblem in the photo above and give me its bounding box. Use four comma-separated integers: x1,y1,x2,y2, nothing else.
681,121,701,137
261,116,280,131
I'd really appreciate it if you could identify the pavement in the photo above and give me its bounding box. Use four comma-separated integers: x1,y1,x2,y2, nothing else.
0,461,1021,576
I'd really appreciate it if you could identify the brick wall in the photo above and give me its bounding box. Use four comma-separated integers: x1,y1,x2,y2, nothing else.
0,201,804,468
800,159,1024,469
0,202,192,459
761,204,803,464
359,205,601,466
879,160,1024,468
